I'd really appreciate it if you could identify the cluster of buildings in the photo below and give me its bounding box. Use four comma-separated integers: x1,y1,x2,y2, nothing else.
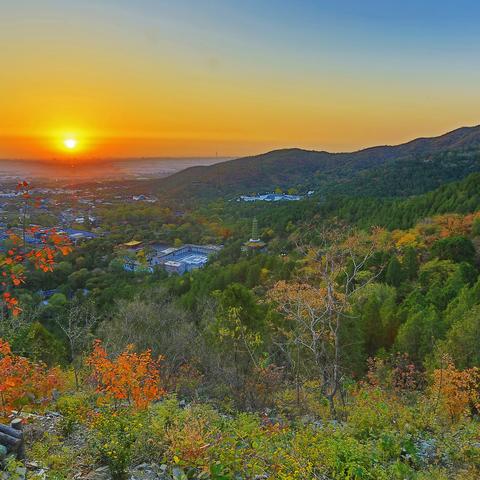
121,241,223,275
122,217,268,276
59,227,98,243
237,191,314,202
132,194,157,202
0,225,99,247
152,244,223,274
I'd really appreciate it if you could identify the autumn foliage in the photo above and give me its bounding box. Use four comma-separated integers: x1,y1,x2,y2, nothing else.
0,181,72,315
87,340,165,409
391,211,480,250
432,360,480,421
0,338,62,417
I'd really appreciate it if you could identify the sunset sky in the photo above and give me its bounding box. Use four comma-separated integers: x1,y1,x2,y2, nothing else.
2,0,480,159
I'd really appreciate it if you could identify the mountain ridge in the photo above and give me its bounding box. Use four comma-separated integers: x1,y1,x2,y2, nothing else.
150,124,480,200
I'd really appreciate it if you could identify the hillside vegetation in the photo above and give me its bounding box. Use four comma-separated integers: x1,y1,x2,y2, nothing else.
150,125,480,200
2,129,480,479
1,197,480,478
319,172,480,229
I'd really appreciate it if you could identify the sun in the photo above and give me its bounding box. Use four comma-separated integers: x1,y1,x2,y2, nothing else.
63,138,77,150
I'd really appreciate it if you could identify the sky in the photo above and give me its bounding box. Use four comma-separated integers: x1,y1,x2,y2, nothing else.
2,0,480,160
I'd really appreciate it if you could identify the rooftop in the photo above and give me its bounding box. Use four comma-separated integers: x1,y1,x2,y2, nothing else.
122,240,142,247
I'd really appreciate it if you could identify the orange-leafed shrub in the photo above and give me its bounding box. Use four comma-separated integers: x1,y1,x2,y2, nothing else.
432,361,480,421
87,340,165,409
0,338,62,417
165,411,214,467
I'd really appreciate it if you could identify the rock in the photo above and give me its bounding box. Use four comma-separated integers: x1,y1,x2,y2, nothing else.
128,463,170,480
47,411,62,418
0,465,27,480
415,437,438,466
84,466,111,480
51,389,61,401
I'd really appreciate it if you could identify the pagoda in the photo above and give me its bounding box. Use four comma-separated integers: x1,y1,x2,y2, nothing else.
243,217,266,251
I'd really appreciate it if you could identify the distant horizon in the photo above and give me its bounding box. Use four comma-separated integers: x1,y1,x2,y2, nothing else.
1,122,479,164
0,155,234,164
0,156,230,183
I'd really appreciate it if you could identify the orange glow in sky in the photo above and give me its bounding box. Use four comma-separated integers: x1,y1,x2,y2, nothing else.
1,2,480,160
45,130,92,159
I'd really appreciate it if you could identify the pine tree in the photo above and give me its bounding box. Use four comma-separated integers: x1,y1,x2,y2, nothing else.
403,247,418,280
385,256,403,287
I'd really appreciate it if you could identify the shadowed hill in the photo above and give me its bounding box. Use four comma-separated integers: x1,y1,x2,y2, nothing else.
149,125,480,200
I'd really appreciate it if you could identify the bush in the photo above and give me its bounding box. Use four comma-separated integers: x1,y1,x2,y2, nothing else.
29,432,77,478
90,408,144,479
56,392,90,436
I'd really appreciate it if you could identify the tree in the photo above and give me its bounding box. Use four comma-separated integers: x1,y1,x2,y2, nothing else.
402,247,418,280
215,283,266,329
269,226,380,416
0,338,62,417
208,305,264,407
67,268,90,290
56,299,97,389
435,305,480,369
206,284,268,407
385,256,403,287
49,293,68,307
418,258,457,289
87,340,164,409
431,360,480,422
352,283,398,358
395,305,442,364
471,217,480,237
98,289,199,390
25,322,67,365
0,181,72,315
431,236,476,264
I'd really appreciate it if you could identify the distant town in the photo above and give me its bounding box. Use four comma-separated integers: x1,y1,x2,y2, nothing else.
0,181,230,278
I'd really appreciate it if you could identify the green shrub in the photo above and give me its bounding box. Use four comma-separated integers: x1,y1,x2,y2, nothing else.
56,393,89,436
90,408,144,479
29,432,77,478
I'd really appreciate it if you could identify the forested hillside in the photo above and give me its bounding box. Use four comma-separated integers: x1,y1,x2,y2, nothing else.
149,125,480,201
319,172,480,229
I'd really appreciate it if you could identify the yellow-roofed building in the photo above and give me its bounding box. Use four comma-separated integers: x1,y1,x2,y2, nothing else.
116,240,144,252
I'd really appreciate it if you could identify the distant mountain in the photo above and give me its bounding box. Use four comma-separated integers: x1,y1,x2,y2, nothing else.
151,125,480,201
